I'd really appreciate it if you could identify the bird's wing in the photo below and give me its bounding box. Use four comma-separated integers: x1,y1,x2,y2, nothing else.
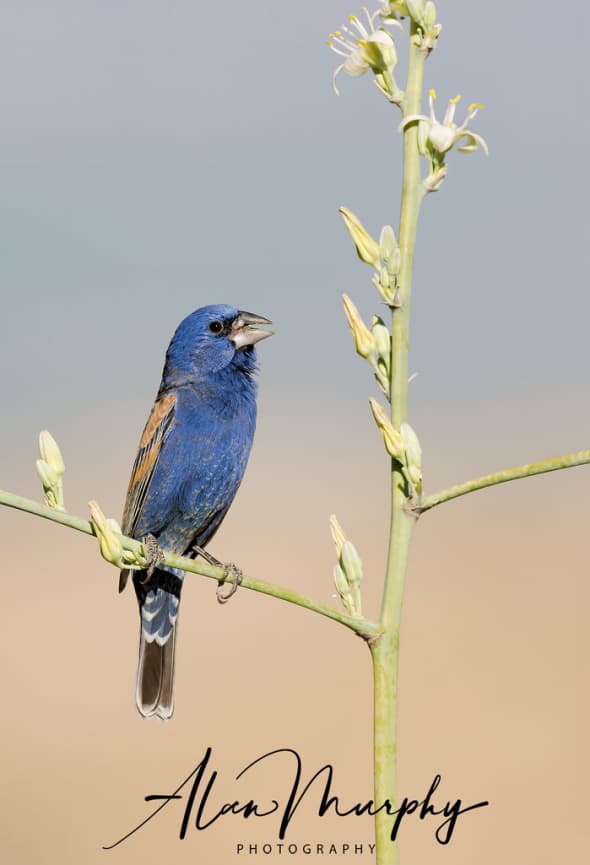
121,391,176,537
119,392,176,593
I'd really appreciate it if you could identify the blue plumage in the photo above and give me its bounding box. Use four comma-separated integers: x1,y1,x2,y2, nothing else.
120,304,272,719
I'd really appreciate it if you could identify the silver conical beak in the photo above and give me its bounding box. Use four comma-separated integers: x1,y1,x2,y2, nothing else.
230,310,274,349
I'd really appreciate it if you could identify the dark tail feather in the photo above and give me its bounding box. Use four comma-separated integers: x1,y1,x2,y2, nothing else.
136,627,177,720
133,570,182,720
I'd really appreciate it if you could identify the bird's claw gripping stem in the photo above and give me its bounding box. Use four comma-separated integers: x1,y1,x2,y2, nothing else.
216,563,243,604
192,545,243,604
142,533,165,580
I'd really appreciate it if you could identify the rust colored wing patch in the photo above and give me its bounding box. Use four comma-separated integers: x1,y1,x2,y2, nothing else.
121,392,176,537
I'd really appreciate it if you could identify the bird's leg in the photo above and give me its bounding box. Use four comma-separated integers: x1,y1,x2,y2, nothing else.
216,563,243,604
192,545,243,604
141,533,166,582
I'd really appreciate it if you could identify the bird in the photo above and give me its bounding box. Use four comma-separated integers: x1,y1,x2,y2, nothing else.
119,304,273,720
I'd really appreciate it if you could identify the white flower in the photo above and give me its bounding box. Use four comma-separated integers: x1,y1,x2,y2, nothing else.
327,7,401,95
400,89,489,156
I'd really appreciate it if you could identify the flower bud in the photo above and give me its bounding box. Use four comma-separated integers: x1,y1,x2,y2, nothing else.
417,118,430,156
333,563,356,616
424,1,437,26
372,316,391,358
89,500,124,567
405,0,426,24
369,398,404,460
401,422,423,493
329,514,346,558
379,224,397,265
36,459,58,489
424,165,448,192
39,430,65,477
342,294,375,359
340,540,363,588
339,207,380,267
363,30,397,75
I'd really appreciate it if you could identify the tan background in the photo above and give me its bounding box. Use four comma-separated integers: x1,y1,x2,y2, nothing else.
2,393,588,864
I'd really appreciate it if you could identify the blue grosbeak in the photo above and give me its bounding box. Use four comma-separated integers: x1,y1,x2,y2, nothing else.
119,304,272,719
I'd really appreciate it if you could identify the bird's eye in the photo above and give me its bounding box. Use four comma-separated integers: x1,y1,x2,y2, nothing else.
208,320,223,334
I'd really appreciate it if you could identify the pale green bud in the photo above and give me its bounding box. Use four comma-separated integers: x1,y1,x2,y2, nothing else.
401,422,423,493
333,563,356,616
405,0,426,25
417,119,430,156
339,207,380,267
333,562,349,596
424,1,437,26
89,500,124,567
369,398,404,460
342,294,375,359
121,548,149,568
372,317,391,360
340,540,363,588
329,514,346,558
363,30,397,75
39,430,65,477
424,165,448,193
379,225,400,277
371,316,391,383
36,458,65,511
380,1,410,19
379,224,397,255
36,458,58,489
107,517,123,535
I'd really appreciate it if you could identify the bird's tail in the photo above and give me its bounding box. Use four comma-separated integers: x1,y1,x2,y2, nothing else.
134,568,183,720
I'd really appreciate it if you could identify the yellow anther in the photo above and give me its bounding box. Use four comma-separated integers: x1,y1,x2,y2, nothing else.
468,102,484,112
450,94,461,104
429,88,437,99
326,40,333,46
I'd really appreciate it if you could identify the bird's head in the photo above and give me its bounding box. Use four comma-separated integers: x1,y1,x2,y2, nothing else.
163,304,273,384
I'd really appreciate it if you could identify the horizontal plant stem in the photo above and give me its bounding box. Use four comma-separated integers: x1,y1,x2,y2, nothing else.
417,449,590,513
0,489,380,639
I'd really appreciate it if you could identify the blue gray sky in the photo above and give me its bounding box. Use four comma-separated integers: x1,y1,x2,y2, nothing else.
1,0,589,500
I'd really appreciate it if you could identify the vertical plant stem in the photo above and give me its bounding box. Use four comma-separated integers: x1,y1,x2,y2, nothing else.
370,23,426,865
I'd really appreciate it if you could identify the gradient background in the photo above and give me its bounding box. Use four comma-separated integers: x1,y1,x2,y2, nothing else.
1,1,588,862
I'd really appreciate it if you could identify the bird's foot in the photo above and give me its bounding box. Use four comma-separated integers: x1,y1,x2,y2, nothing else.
141,534,165,581
217,563,243,604
192,545,243,604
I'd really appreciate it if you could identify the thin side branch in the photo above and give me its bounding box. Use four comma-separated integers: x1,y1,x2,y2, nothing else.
416,449,590,513
0,489,380,639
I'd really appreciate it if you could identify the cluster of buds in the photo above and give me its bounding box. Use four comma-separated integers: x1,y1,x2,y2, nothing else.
379,1,441,54
340,207,401,307
36,431,66,511
330,515,363,617
342,294,392,397
401,90,488,192
88,500,148,570
369,399,423,496
327,7,403,103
